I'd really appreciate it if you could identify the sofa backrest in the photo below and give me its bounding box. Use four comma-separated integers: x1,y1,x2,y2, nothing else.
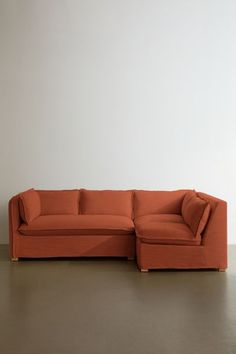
134,190,189,218
19,189,191,220
182,191,211,237
37,190,80,215
80,189,133,218
19,189,41,224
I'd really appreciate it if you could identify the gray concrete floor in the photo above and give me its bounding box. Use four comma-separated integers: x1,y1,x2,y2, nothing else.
0,245,236,354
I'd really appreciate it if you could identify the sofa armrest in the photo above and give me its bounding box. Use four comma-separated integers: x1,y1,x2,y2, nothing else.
8,194,22,258
197,192,227,268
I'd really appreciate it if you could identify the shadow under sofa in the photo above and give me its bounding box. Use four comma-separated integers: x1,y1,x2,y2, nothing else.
8,189,227,272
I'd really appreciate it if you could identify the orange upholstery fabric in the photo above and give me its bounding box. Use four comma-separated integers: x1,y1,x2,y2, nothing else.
80,190,133,217
182,191,210,236
136,239,207,270
135,218,199,246
19,189,41,224
19,215,135,236
38,190,79,215
134,190,188,218
8,189,227,270
135,214,184,224
13,234,135,259
136,193,227,271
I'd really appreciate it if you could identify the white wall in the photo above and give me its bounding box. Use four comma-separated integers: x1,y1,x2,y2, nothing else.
0,0,236,244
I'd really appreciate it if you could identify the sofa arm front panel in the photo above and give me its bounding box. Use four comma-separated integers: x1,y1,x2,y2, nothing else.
8,195,22,258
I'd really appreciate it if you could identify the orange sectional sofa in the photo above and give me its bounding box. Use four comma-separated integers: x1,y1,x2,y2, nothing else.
9,189,227,271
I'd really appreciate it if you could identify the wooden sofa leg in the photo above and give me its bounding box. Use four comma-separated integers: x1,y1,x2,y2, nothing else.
140,269,149,273
219,268,226,272
11,257,19,262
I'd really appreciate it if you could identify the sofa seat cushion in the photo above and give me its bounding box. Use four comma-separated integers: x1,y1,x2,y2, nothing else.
135,218,200,246
135,214,184,224
19,215,135,236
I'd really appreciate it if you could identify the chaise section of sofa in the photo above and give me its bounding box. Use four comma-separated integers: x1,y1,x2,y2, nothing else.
134,190,227,271
9,188,227,271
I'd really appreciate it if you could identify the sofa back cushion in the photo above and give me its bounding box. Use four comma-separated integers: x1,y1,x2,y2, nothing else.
38,190,79,215
134,190,188,218
182,191,211,236
19,189,41,224
80,190,133,217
